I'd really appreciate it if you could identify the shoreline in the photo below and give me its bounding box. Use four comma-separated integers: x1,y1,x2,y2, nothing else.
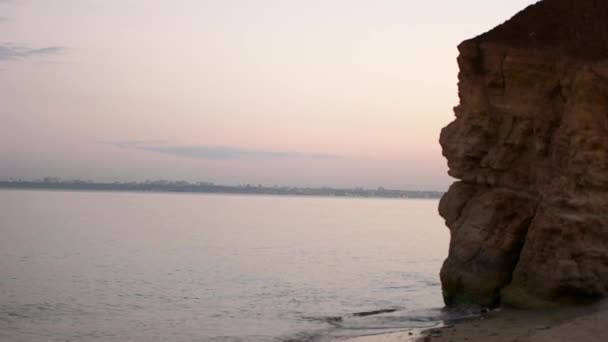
341,300,608,342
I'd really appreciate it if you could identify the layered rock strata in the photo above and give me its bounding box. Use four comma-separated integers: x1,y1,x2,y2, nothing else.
439,0,608,308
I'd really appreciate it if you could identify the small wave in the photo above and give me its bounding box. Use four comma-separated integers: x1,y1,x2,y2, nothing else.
301,308,399,327
278,331,333,342
352,308,397,317
290,305,490,342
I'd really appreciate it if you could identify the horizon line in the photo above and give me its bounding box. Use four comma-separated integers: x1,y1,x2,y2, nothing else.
0,177,447,193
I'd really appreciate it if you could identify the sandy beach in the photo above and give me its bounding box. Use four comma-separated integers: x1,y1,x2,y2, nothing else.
342,300,608,342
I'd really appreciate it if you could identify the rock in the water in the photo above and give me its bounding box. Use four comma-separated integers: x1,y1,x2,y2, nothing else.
440,0,608,308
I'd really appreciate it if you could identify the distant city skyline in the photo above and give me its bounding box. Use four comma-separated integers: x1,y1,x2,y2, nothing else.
0,175,444,191
0,0,537,190
0,177,445,197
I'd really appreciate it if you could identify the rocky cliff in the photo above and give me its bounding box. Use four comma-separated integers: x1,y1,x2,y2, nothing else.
439,0,608,308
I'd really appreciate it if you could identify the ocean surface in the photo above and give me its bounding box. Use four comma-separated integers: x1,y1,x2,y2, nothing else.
0,190,453,341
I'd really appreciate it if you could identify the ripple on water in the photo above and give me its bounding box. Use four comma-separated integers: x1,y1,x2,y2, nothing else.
0,192,449,341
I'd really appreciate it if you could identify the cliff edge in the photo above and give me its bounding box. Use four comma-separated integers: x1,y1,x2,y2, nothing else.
439,0,608,308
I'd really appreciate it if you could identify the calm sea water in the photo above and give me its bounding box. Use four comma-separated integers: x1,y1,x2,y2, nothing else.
0,190,451,341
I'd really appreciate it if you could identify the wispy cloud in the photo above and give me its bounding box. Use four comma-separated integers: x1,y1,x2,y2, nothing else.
0,44,66,61
0,17,8,22
113,142,341,161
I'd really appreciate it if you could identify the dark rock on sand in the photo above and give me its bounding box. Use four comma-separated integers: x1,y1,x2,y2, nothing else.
440,0,608,308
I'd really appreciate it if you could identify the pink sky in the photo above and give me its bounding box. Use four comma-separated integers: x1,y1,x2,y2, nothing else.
0,0,537,190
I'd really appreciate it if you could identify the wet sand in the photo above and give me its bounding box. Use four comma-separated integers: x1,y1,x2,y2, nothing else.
342,300,608,342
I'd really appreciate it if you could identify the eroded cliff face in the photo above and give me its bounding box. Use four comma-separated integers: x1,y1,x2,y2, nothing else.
440,0,608,308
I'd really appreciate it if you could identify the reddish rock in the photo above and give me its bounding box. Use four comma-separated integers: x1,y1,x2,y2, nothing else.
440,0,608,307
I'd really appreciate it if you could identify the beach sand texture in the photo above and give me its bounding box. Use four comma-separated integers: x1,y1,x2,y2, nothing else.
343,301,608,342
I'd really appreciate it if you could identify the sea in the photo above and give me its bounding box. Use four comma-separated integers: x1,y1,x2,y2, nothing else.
0,189,457,342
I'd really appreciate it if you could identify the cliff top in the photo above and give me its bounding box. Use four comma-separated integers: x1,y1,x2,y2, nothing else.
473,0,608,60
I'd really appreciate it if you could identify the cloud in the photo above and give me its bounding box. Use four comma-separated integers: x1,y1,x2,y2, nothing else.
114,142,341,161
0,17,8,22
0,44,66,61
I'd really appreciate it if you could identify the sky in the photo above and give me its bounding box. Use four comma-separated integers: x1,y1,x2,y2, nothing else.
0,0,537,190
